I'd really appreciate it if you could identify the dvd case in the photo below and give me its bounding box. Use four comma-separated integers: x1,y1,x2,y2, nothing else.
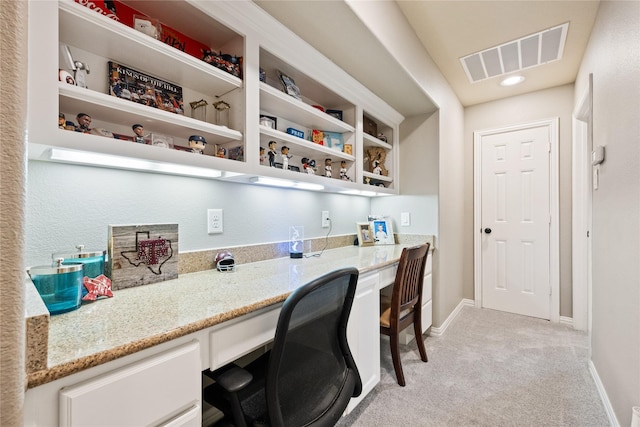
108,61,184,115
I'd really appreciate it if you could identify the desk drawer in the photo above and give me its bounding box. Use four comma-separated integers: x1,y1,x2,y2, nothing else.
378,265,397,289
59,341,200,427
209,305,281,370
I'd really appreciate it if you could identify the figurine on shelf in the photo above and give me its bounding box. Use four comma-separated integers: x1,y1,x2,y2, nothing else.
216,147,226,158
268,140,277,167
281,146,292,170
132,124,146,144
260,147,266,165
324,158,332,178
340,160,351,181
75,113,92,133
213,100,231,128
58,113,66,129
372,159,382,175
365,147,388,176
377,132,388,143
302,157,316,175
188,135,207,154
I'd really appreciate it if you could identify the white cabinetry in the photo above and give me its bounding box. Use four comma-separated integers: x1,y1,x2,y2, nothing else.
25,339,203,427
346,271,381,413
209,305,281,371
56,341,201,427
378,251,433,345
27,0,402,195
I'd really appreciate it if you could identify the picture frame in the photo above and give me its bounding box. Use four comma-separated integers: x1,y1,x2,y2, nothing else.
356,222,374,247
278,70,302,100
371,218,394,245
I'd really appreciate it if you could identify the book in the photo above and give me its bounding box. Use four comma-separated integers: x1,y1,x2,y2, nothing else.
108,62,184,115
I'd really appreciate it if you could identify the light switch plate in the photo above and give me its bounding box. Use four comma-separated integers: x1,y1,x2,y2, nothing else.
401,212,411,226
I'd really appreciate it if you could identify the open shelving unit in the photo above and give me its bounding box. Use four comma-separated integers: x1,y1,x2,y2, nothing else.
27,0,403,195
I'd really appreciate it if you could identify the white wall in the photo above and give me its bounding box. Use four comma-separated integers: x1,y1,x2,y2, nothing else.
347,1,466,327
464,84,575,316
372,112,439,236
574,1,640,425
24,161,370,266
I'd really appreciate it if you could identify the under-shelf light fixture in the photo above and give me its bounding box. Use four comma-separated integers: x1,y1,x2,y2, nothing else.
250,176,324,191
340,189,377,197
49,148,222,179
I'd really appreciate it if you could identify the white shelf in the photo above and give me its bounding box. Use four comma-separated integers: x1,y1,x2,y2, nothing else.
29,0,402,195
363,132,392,150
59,0,242,97
60,84,242,145
259,126,355,162
260,83,355,133
363,171,393,182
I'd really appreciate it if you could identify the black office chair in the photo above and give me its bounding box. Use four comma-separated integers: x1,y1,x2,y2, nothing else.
203,267,362,427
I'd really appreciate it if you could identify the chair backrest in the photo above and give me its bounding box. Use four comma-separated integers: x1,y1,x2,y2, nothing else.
390,243,430,326
266,267,362,427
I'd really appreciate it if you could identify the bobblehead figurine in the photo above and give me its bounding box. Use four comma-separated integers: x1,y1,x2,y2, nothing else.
132,124,145,144
324,158,332,178
260,146,266,165
188,135,207,154
76,113,92,133
281,146,292,170
340,160,351,181
268,140,277,167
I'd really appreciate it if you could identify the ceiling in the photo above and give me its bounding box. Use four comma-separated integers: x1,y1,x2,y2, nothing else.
255,0,600,117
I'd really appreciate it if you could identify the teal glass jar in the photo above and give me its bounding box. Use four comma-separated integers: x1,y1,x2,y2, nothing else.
28,259,84,315
53,245,106,297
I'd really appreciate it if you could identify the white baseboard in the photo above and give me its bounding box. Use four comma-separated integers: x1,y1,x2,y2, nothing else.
588,359,620,427
430,299,474,337
559,316,573,327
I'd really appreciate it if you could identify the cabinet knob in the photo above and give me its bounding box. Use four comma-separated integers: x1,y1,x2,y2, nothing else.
484,228,492,234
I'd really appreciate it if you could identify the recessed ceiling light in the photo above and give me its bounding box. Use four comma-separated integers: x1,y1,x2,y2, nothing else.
500,75,525,86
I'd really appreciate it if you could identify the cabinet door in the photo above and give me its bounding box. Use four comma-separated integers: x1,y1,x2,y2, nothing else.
59,341,201,427
346,272,380,413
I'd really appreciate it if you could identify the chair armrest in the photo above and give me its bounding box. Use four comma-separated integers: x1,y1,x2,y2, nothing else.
215,366,253,393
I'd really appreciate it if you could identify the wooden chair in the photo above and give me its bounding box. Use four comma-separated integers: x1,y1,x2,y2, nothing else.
380,243,430,386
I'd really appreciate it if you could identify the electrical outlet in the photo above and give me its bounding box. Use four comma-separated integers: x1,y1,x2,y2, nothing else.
208,209,223,234
321,211,330,228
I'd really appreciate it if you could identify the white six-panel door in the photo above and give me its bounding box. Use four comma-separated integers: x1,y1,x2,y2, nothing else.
479,123,552,319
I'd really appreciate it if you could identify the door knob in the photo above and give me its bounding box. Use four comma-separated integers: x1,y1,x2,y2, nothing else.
484,228,492,234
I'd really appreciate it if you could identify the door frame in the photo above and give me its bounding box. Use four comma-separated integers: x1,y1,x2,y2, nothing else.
572,74,593,332
473,118,560,322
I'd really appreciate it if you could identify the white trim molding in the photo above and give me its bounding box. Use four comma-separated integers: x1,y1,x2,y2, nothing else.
589,360,620,427
473,118,560,322
559,316,573,328
430,299,474,337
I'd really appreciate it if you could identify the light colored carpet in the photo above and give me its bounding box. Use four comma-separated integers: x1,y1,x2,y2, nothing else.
338,306,610,427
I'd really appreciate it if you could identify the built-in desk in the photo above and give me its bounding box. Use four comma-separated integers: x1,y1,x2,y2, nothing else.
24,242,433,426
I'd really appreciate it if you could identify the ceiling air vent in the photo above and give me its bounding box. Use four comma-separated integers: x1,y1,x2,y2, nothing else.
460,22,569,83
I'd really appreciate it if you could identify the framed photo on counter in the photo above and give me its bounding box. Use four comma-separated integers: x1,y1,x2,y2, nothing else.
371,218,394,245
356,222,374,246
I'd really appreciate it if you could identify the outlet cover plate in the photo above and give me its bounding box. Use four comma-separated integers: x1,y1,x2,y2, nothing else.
321,211,330,228
208,209,223,234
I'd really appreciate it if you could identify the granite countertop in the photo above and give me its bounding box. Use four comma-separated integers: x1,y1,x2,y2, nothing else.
26,243,426,388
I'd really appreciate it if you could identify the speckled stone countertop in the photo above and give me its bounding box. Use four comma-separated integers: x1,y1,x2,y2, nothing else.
26,242,432,389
